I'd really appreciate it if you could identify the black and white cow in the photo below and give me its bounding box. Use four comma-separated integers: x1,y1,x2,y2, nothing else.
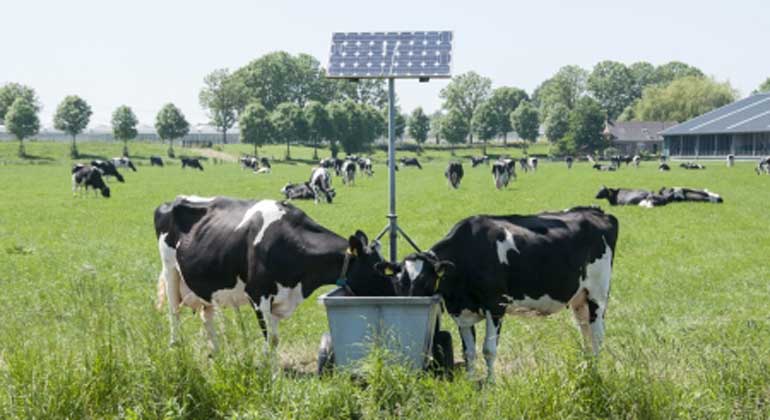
309,167,335,204
112,156,137,172
755,157,770,175
150,156,164,167
240,156,259,170
444,162,464,189
72,165,110,198
595,186,667,208
593,164,617,172
400,157,422,169
680,162,705,170
492,158,516,189
470,156,489,167
528,157,538,172
91,160,125,182
632,155,641,168
658,163,671,171
726,154,735,168
341,160,356,186
358,158,373,177
154,196,396,353
518,158,530,173
657,187,723,203
565,156,574,169
181,157,204,171
379,207,619,381
320,157,344,176
281,182,317,200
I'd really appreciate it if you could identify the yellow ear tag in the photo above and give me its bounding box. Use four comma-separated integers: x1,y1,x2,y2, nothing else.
384,267,394,276
347,247,357,257
435,269,444,290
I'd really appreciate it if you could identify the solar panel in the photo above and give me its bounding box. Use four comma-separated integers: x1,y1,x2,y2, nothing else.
327,31,453,79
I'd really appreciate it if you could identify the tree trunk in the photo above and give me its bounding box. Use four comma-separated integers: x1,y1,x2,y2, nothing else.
71,135,79,158
254,142,258,158
482,139,487,155
503,132,507,146
313,139,319,160
123,139,129,157
285,140,291,160
223,129,227,145
18,138,25,157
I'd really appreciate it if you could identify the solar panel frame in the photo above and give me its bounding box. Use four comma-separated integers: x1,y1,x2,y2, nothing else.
327,31,453,79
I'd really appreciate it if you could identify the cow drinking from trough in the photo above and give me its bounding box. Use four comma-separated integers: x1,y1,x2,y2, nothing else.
154,196,396,354
380,207,619,382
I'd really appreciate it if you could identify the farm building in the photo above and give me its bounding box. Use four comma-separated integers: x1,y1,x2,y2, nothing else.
603,121,677,155
661,93,770,158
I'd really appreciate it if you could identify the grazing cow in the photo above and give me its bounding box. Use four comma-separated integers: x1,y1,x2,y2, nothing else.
444,162,464,189
680,162,705,170
658,187,723,203
91,160,125,182
755,157,770,175
319,157,344,176
470,156,489,167
726,154,735,168
658,163,671,171
492,159,516,189
281,182,317,200
150,156,164,167
518,158,530,173
595,186,667,208
309,167,335,204
565,156,574,169
358,158,373,177
72,165,110,198
112,156,137,172
400,157,422,169
593,164,617,172
632,155,641,168
528,157,538,172
379,207,619,382
341,160,356,186
621,155,633,166
154,196,396,353
181,157,204,171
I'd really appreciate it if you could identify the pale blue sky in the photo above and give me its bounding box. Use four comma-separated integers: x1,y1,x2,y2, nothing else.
3,0,768,127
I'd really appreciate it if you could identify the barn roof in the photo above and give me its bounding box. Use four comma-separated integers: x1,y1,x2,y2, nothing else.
661,93,770,136
604,121,677,142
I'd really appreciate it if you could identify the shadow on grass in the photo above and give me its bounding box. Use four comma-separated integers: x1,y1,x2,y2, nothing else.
20,154,56,162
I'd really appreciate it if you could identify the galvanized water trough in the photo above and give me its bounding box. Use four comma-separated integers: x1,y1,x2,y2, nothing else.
317,287,451,373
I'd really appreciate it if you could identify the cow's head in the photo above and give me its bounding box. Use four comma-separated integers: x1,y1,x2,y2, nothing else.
377,252,455,297
595,185,618,202
344,231,399,296
100,186,111,198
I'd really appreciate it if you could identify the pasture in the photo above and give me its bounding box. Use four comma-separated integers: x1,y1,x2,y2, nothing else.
1,140,768,419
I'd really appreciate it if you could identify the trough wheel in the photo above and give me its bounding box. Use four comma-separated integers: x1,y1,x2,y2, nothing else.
429,330,454,378
317,332,335,376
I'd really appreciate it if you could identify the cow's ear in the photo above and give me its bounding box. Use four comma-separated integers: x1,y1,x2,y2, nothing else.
354,230,368,246
434,261,455,278
348,234,364,257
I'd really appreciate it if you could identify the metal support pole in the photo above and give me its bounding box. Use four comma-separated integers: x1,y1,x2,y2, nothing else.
387,78,398,263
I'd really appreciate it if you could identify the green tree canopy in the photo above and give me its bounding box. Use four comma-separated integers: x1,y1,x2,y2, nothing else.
754,77,770,94
587,60,636,120
5,97,40,157
544,103,570,143
439,108,470,154
305,100,332,159
155,103,190,156
381,106,406,140
654,61,704,86
439,71,492,143
334,79,388,108
630,76,736,122
628,61,658,98
271,102,306,159
566,97,606,153
429,110,444,144
0,83,38,123
111,105,138,156
199,68,242,144
239,102,273,157
408,107,430,145
486,86,529,142
326,101,349,157
510,101,539,151
54,95,92,158
472,101,498,154
533,65,588,120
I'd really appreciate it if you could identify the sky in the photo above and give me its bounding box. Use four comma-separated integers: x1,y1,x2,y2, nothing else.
3,0,769,128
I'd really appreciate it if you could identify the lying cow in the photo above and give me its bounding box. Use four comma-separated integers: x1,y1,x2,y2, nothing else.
91,159,125,182
240,156,259,170
658,187,723,203
181,157,204,171
595,186,667,208
593,164,617,172
680,162,705,170
150,156,164,167
470,156,489,167
400,157,422,169
112,156,137,172
309,167,335,204
281,182,322,200
154,196,395,354
659,163,671,171
341,160,356,186
72,165,110,198
756,157,770,175
565,156,574,169
379,206,619,382
492,158,516,189
444,162,464,189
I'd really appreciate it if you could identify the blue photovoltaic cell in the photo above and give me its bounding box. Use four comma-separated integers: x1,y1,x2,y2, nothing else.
327,31,453,79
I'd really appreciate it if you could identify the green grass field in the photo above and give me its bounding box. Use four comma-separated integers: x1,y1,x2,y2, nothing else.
1,140,768,419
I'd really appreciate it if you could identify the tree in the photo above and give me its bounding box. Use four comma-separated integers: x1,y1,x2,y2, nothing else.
439,108,470,155
239,102,273,157
271,102,305,159
630,76,736,122
654,61,703,86
408,107,430,145
486,87,529,143
334,79,388,108
199,68,242,144
533,65,588,120
439,71,492,143
0,83,38,123
155,103,190,157
430,110,444,144
754,78,770,94
343,101,381,154
305,100,332,159
111,105,138,156
587,60,636,121
628,61,658,98
510,101,539,153
566,97,606,153
381,106,406,140
544,103,570,143
326,101,349,157
5,97,39,157
54,95,92,158
472,101,498,155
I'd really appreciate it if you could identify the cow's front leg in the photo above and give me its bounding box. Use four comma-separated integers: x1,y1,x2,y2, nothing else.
201,305,218,356
458,325,477,376
482,310,502,383
256,296,279,351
